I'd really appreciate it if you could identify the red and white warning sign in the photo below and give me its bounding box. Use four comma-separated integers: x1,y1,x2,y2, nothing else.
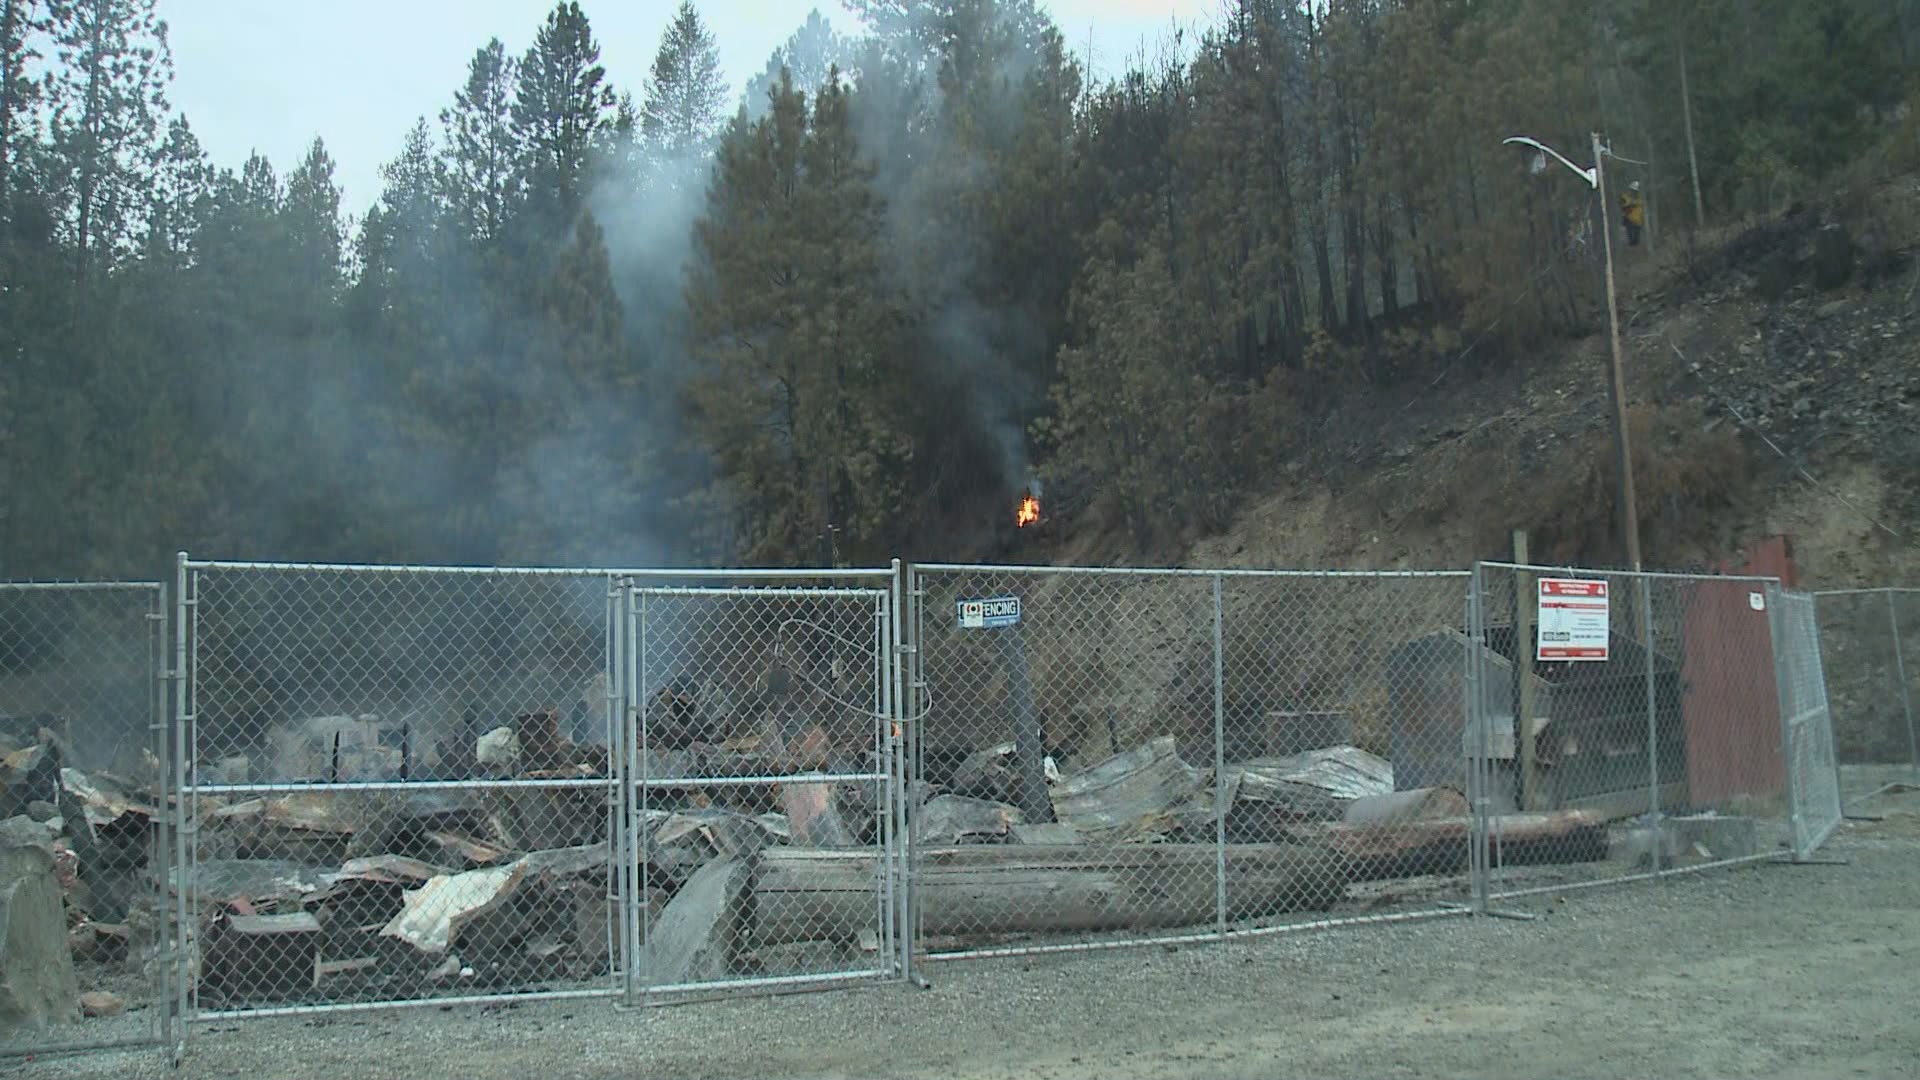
1537,578,1610,661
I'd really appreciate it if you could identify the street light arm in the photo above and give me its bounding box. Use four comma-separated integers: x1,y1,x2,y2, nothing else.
1502,136,1597,189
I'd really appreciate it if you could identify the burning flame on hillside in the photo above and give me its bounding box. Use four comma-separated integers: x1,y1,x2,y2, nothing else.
1015,491,1041,528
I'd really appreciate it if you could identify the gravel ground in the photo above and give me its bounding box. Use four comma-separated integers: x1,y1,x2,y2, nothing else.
15,780,1920,1080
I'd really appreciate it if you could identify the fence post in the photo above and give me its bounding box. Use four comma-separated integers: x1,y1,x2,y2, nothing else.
1466,564,1489,914
1888,590,1917,781
1767,582,1808,859
1212,573,1227,939
172,553,194,1051
1638,577,1661,877
890,558,915,987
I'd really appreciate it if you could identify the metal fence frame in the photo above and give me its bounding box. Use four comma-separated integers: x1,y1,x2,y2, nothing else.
170,555,908,1043
0,580,171,1062
904,563,1482,965
1468,562,1840,905
1771,587,1844,856
617,575,908,1004
8,555,1875,1062
1812,588,1918,806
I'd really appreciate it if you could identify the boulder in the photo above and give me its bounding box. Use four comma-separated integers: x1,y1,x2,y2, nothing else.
638,856,749,987
0,843,81,1029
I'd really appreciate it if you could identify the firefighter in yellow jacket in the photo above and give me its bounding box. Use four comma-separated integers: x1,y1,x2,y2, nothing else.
1620,181,1645,247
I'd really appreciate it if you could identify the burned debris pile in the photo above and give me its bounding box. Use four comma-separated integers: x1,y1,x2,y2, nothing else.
3,686,1628,1022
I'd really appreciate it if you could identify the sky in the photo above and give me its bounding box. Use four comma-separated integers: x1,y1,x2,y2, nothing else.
162,0,1220,217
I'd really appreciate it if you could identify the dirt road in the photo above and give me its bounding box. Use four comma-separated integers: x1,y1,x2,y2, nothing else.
24,791,1920,1080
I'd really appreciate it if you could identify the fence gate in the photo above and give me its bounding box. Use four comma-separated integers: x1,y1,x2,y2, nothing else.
621,582,904,1002
1770,587,1844,857
0,582,170,1061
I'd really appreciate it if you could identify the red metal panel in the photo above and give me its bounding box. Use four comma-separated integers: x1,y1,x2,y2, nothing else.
1681,537,1794,804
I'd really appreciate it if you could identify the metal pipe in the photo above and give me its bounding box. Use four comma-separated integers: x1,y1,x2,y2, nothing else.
633,589,651,1003
173,553,195,1046
194,778,622,794
1889,590,1917,780
149,581,173,1057
182,558,898,579
912,562,1469,579
625,586,887,600
1483,559,1782,585
0,580,164,591
193,987,619,1023
1639,576,1662,876
1767,583,1809,860
1212,573,1227,939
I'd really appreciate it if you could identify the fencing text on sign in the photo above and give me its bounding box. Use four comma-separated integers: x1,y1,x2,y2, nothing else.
957,596,1022,630
1538,578,1610,661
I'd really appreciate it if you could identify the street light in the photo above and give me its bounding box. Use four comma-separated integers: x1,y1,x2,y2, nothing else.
1503,132,1641,573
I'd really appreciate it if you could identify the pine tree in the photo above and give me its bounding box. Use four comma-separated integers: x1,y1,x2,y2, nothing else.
441,38,520,247
640,0,727,188
145,113,210,265
685,70,912,562
512,2,614,225
745,9,847,118
44,0,170,288
0,0,43,228
283,137,343,312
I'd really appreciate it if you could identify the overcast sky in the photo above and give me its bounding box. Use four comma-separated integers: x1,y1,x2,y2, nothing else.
162,1,1219,217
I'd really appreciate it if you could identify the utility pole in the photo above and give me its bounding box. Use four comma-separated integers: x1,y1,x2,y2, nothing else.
1592,131,1642,572
1503,133,1643,572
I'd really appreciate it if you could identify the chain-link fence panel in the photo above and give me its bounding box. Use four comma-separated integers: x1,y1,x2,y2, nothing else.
623,584,901,1001
1472,564,1796,899
177,560,624,1020
1814,589,1918,806
910,567,1221,958
0,582,169,1060
1772,588,1843,857
1216,571,1478,934
907,565,1479,961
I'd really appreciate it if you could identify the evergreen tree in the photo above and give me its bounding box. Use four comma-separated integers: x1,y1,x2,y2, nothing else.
43,0,170,288
511,1,614,225
0,0,43,228
640,1,727,172
685,70,912,562
440,38,519,248
744,8,847,118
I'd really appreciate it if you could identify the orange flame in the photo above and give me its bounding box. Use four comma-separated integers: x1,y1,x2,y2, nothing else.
1015,493,1041,528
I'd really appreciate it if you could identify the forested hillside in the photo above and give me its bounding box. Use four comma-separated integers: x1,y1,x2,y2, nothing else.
0,0,1912,579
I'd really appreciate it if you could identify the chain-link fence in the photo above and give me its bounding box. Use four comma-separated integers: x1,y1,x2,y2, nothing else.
623,582,904,1002
1468,563,1813,901
172,557,906,1031
1813,589,1918,807
0,582,170,1060
1771,589,1844,856
904,565,1480,962
176,559,627,1024
44,551,1858,1054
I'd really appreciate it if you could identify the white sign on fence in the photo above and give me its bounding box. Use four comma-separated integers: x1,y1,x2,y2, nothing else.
1537,578,1609,661
957,596,1022,630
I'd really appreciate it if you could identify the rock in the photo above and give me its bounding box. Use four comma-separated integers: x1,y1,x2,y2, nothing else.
77,991,122,1018
1816,299,1851,320
638,855,748,987
24,802,56,824
0,816,52,850
914,795,1024,845
0,843,82,1029
475,726,520,770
